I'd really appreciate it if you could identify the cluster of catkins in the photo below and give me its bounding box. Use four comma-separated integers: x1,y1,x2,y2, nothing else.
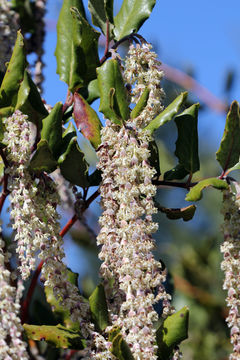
221,185,240,360
97,43,178,360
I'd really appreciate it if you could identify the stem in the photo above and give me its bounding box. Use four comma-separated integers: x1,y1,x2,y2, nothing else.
153,179,197,189
103,20,110,57
21,189,99,324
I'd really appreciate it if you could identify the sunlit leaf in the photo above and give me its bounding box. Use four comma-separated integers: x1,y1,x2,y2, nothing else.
97,59,129,125
130,87,150,119
144,92,187,134
89,284,109,331
114,0,156,40
185,178,228,202
88,0,114,37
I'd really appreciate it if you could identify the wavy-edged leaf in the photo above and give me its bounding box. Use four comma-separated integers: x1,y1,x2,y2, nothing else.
174,103,200,174
0,31,26,108
185,178,228,202
41,102,63,158
55,1,100,91
109,331,134,360
144,92,187,135
114,0,156,40
97,59,129,125
29,140,57,173
45,269,80,331
164,164,188,181
88,0,114,37
216,101,240,172
89,283,109,331
16,71,48,128
23,324,85,349
73,92,102,149
86,79,100,104
156,204,196,222
130,87,150,119
58,137,89,187
156,306,189,360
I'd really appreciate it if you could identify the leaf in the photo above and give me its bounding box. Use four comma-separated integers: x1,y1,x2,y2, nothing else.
58,137,89,187
41,102,63,158
23,324,85,349
164,164,188,181
185,178,229,202
156,204,196,222
73,92,102,149
226,161,240,175
88,169,102,186
45,269,80,331
97,59,130,125
149,140,160,177
29,140,57,173
216,101,240,172
144,92,188,135
174,103,200,174
88,0,114,37
89,284,109,331
130,87,150,119
0,31,26,108
110,333,134,360
16,71,48,128
55,1,100,91
156,306,189,360
114,0,156,40
86,79,100,104
11,0,35,33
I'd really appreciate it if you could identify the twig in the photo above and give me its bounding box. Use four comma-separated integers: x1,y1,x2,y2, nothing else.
153,179,197,189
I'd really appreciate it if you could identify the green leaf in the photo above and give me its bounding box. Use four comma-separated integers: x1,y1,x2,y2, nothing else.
226,160,240,175
185,178,229,202
23,324,85,349
61,122,77,154
110,333,134,360
58,137,89,187
216,101,240,172
144,92,188,135
86,79,100,104
88,0,114,37
156,204,196,222
41,102,63,158
45,269,80,331
114,0,156,40
0,31,26,109
89,284,109,331
73,93,102,149
156,306,189,360
88,169,102,186
130,87,150,119
55,1,100,91
174,103,200,174
163,164,188,181
15,71,48,128
29,140,57,173
97,59,130,125
11,0,35,33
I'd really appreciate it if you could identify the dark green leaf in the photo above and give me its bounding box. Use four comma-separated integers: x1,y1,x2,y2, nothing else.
0,31,26,109
216,101,240,172
61,122,77,152
185,178,229,202
156,306,189,360
23,324,85,349
156,204,196,222
88,169,102,186
174,103,200,174
97,59,130,125
89,284,109,331
111,333,134,360
144,92,188,135
11,0,35,33
29,140,57,173
15,71,48,128
58,137,89,187
163,164,188,181
41,102,63,158
55,1,100,91
88,0,114,37
114,0,156,40
149,140,160,177
73,92,102,149
130,87,150,119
